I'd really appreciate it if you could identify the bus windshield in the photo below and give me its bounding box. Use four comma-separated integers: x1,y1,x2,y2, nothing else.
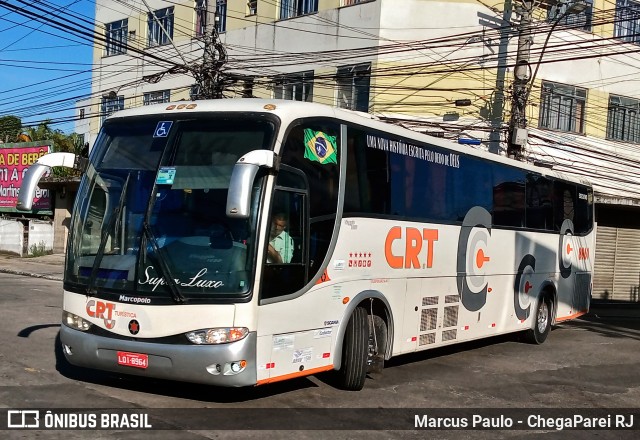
65,113,277,302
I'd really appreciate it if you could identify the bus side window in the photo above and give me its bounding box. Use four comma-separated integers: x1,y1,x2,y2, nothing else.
574,186,593,234
261,187,307,300
526,175,554,230
280,120,340,285
553,182,576,231
492,167,526,228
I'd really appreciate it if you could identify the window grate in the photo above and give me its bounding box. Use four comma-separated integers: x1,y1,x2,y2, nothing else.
148,7,174,47
539,81,587,134
419,333,436,346
273,71,314,102
106,19,128,56
422,296,439,306
443,306,459,328
442,329,457,341
607,94,640,143
336,63,371,112
280,0,319,20
445,294,460,303
420,308,437,332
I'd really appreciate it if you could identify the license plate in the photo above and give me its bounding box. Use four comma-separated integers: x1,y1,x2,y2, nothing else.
117,351,148,369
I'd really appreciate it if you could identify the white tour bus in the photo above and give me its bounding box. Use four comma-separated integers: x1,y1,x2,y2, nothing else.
18,99,594,390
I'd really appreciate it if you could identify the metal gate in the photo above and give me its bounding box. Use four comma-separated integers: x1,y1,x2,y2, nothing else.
593,226,640,301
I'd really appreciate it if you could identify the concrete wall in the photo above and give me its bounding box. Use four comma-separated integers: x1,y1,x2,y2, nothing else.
0,218,54,256
27,220,54,256
52,189,74,254
0,219,24,255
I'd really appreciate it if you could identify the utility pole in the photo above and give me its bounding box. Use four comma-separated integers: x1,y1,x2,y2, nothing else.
507,0,587,160
483,1,512,155
507,0,533,161
194,1,227,99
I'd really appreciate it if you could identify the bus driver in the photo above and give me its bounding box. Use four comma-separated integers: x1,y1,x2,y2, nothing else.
267,213,293,264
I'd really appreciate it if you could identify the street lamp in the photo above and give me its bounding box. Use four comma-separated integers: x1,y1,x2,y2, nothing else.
507,0,589,160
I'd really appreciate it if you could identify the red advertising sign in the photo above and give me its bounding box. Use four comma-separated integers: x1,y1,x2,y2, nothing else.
0,144,51,210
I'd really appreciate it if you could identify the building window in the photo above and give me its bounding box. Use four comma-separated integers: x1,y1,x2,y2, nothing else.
242,77,254,97
341,0,371,6
336,63,371,112
195,0,207,38
280,0,318,20
194,0,226,36
105,19,128,56
607,95,640,142
148,7,174,47
539,81,586,133
143,90,171,106
247,0,257,15
547,0,593,31
216,0,227,32
615,0,640,44
190,84,201,100
100,95,124,124
274,71,313,101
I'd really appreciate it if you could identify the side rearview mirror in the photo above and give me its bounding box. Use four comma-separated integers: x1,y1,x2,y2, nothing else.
226,150,278,219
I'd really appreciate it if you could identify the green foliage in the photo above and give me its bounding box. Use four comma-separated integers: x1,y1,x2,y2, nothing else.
23,120,85,177
0,115,22,142
28,241,52,257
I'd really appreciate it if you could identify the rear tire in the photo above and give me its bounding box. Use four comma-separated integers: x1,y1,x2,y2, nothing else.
336,307,369,391
524,294,552,344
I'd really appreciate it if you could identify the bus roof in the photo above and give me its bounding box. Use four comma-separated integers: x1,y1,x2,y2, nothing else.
108,99,592,188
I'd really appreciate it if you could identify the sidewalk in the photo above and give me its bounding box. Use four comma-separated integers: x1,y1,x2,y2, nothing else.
0,253,65,281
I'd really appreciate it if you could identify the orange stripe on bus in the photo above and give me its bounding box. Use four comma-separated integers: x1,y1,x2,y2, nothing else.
256,365,334,386
555,310,587,322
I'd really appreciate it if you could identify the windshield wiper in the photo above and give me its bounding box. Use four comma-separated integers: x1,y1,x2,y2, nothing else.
142,222,185,304
86,173,131,296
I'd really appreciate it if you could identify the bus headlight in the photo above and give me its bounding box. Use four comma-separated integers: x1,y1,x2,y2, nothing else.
186,327,249,345
62,311,92,331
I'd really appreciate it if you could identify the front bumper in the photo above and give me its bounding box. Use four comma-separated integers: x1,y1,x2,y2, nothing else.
60,325,257,387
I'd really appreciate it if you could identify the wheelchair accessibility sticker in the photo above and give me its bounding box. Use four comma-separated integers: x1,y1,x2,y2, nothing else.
153,121,173,138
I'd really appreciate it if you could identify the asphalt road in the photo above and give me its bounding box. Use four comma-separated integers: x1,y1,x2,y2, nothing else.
0,273,639,439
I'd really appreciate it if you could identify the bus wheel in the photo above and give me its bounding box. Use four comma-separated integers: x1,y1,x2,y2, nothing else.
525,294,552,344
336,307,369,391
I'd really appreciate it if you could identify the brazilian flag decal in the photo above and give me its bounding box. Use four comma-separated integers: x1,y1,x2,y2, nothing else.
303,129,338,165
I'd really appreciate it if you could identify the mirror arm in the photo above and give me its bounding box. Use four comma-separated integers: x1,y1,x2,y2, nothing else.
17,152,80,211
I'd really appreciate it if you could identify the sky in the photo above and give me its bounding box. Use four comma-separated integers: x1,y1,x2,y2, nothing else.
0,0,95,135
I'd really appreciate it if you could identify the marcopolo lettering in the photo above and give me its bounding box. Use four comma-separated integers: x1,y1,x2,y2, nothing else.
119,295,151,304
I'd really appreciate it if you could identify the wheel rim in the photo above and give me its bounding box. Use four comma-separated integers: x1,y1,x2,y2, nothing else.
537,300,549,333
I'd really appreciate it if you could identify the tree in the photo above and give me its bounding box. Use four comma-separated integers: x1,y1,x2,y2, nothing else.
0,116,22,142
24,120,85,177
23,120,55,146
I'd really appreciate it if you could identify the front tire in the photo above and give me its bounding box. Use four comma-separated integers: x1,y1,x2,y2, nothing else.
336,307,369,391
525,294,552,344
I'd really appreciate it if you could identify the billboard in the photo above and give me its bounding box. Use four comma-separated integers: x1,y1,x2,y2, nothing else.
0,142,52,213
